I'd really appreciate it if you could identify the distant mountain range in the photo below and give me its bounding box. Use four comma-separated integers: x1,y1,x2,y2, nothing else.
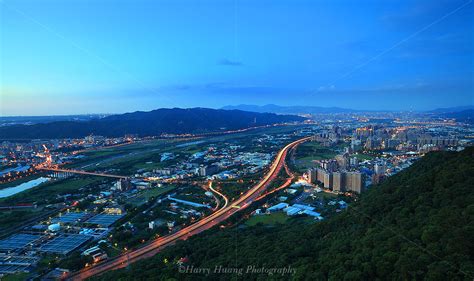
222,104,358,114
0,108,304,139
223,104,474,115
428,105,474,114
0,114,106,127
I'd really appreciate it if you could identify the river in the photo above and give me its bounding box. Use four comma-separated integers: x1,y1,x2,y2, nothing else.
0,177,50,198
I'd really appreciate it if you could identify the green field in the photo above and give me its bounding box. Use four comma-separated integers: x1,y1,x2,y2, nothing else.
307,191,338,200
319,191,338,199
246,212,288,226
0,209,43,234
128,185,177,206
293,141,338,171
65,138,212,175
353,153,376,161
66,139,173,170
1,272,30,281
137,185,176,200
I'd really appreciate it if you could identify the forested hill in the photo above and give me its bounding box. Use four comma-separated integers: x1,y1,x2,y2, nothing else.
0,108,304,139
93,148,474,281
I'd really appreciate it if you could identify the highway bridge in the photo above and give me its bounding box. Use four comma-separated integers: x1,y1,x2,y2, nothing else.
39,168,128,179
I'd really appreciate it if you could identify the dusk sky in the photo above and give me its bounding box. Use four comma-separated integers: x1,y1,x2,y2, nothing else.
1,0,473,115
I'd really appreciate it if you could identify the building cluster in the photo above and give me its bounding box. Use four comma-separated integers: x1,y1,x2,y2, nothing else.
266,202,323,220
312,125,343,146
352,125,461,153
306,119,473,194
308,167,365,194
255,179,350,223
143,143,274,182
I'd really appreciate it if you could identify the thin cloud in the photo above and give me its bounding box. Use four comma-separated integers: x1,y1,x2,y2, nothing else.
217,58,243,66
317,85,336,92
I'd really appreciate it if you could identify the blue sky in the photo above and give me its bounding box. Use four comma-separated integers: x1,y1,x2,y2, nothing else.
1,0,473,115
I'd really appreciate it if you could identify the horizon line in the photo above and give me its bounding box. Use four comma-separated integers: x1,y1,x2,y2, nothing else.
1,104,473,118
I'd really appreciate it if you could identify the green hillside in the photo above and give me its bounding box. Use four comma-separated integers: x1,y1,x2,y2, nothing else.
93,147,474,281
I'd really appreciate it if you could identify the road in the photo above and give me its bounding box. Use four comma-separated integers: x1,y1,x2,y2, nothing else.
255,141,301,201
207,181,229,211
68,137,310,280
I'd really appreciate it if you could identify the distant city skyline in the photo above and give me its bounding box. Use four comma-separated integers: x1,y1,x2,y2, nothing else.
1,0,473,116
